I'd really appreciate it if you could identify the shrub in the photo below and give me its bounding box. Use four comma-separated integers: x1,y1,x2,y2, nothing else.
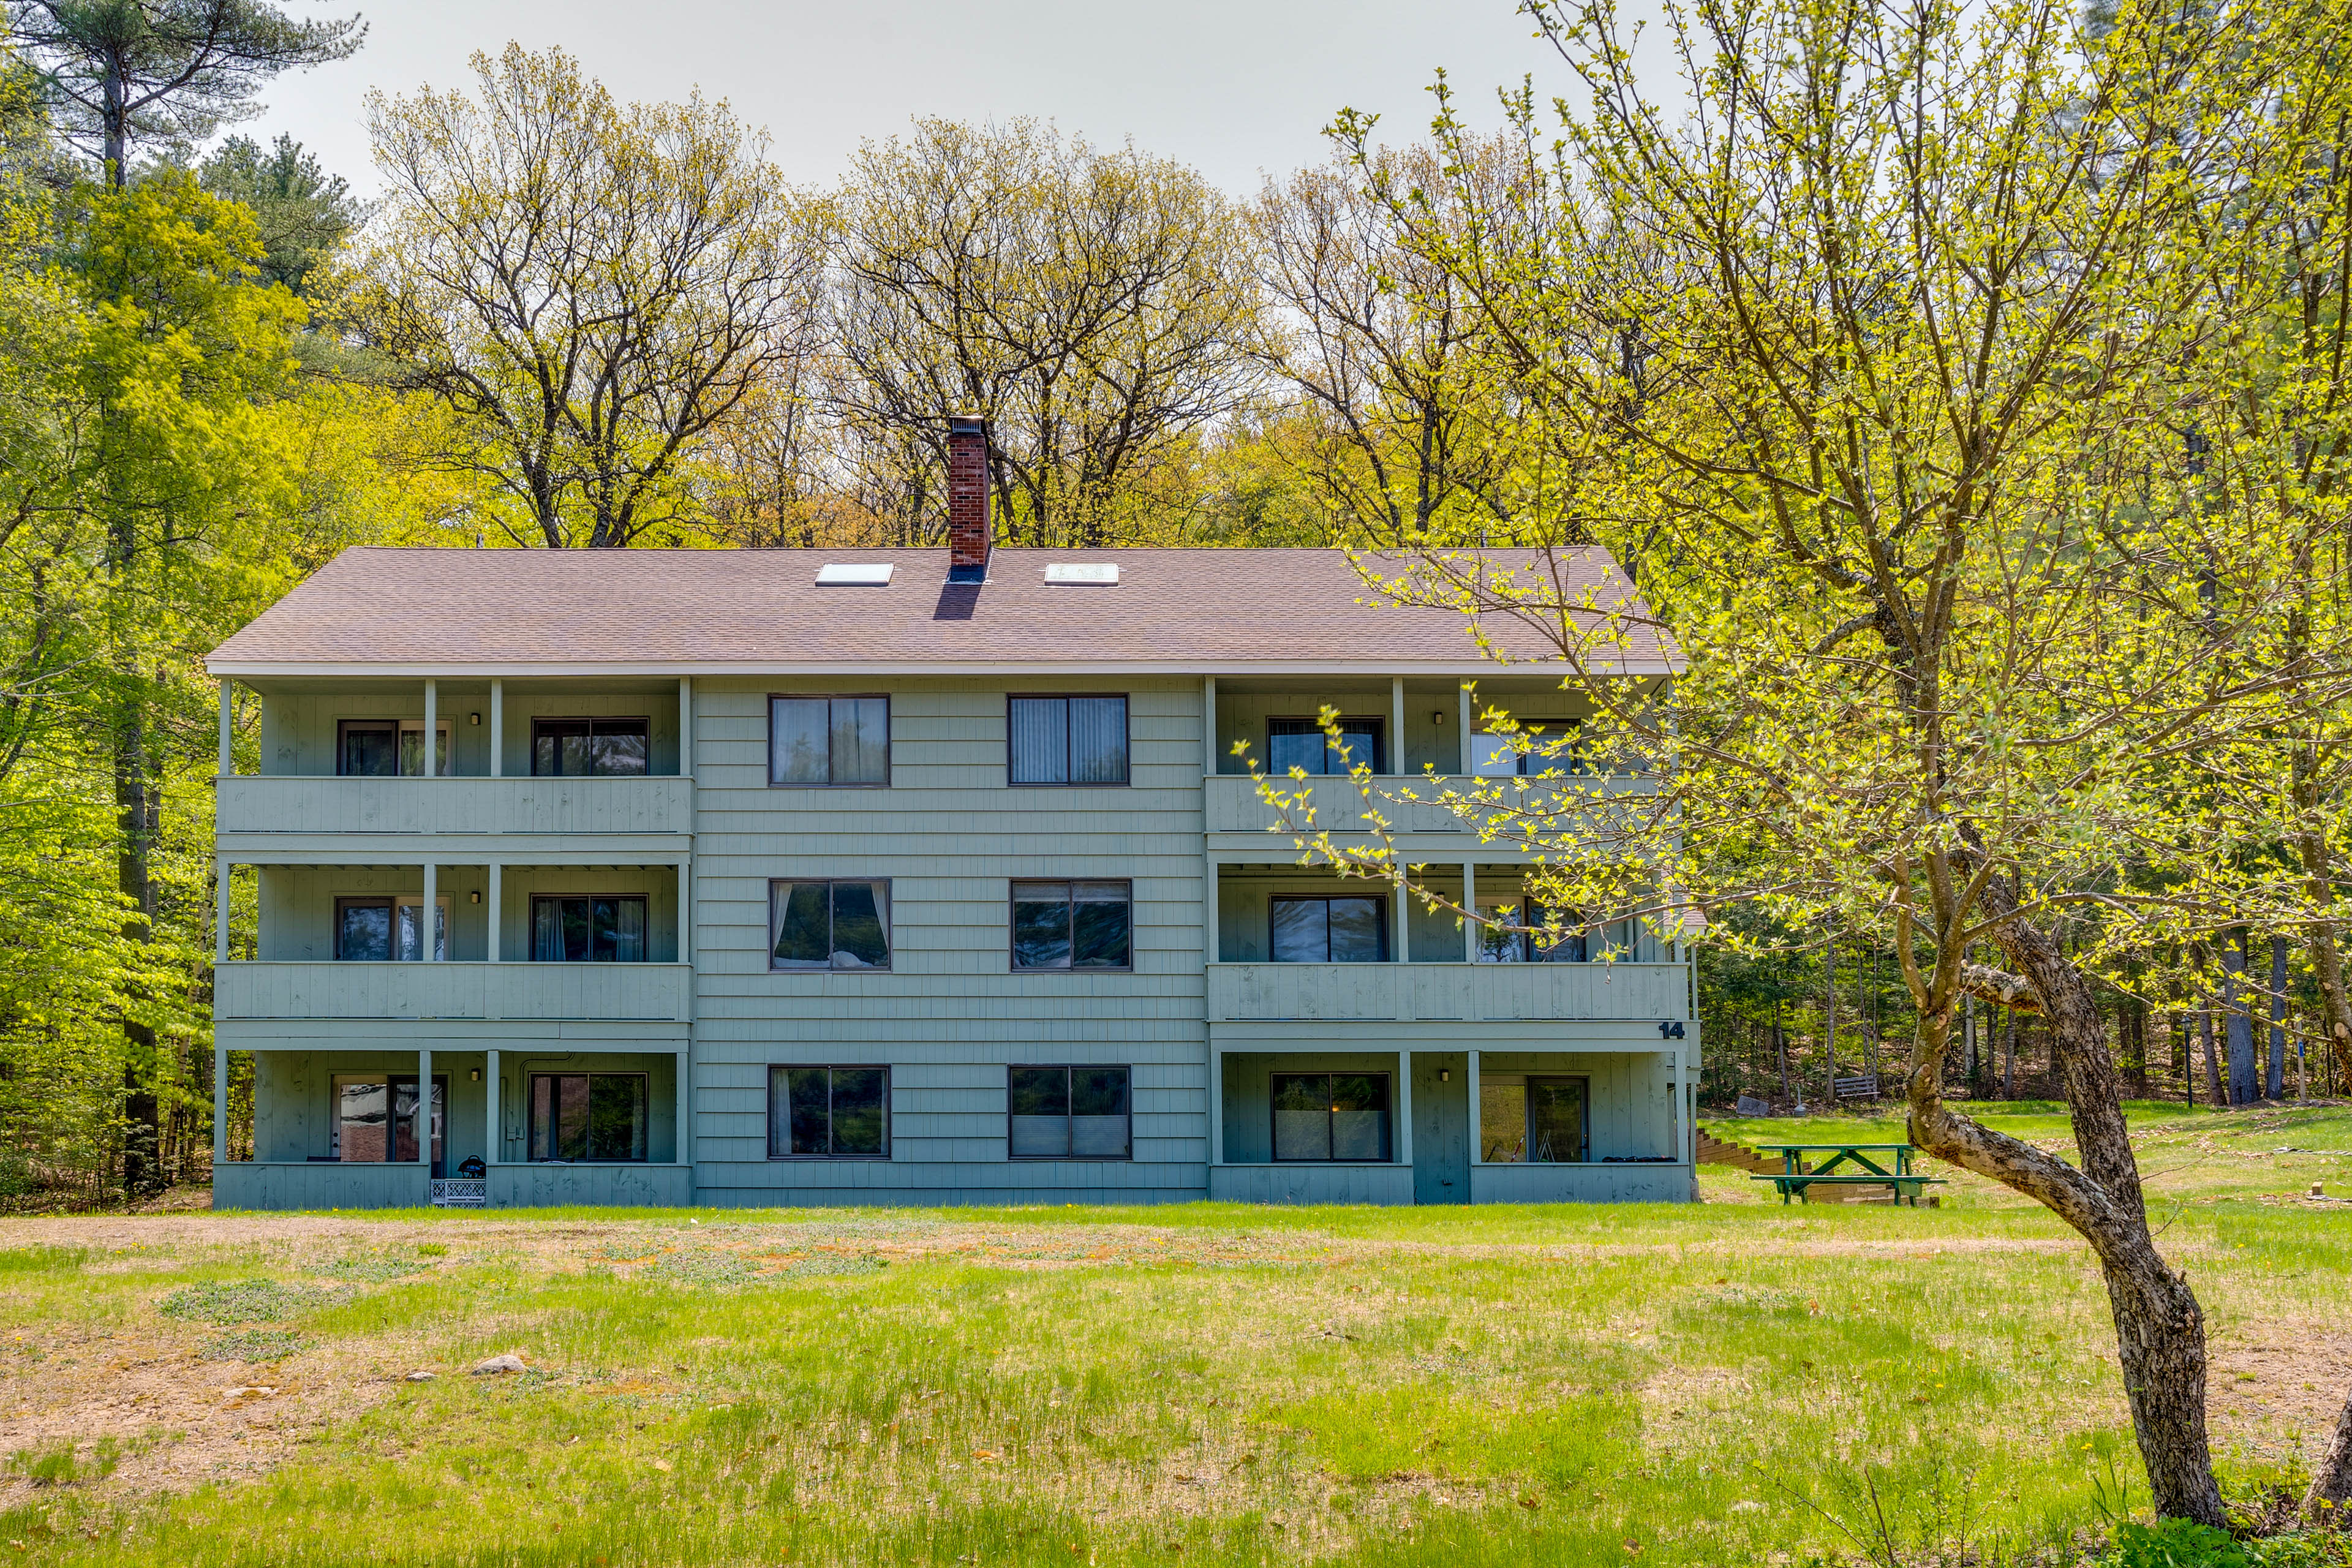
2104,1520,2252,1568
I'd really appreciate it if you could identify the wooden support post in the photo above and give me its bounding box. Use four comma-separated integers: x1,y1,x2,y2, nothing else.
489,679,503,777
1390,676,1405,775
487,863,502,965
1392,871,1410,962
217,679,233,777
421,862,437,960
679,676,693,782
1207,1044,1223,1169
216,857,232,964
677,859,691,965
1395,1049,1413,1172
1462,861,1477,963
418,1047,433,1169
1467,1049,1482,1170
1665,1049,1679,1167
676,1047,692,1174
213,1044,228,1168
1203,676,1218,777
1458,682,1474,773
485,1049,500,1169
1204,859,1219,966
423,679,437,777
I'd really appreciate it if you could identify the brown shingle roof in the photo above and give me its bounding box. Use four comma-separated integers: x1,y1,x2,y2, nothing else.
205,546,1679,676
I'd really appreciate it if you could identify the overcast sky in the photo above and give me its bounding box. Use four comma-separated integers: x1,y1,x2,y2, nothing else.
239,0,1572,198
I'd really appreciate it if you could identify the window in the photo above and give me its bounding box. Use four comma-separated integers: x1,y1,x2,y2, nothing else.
1473,722,1581,777
532,717,650,777
530,895,648,962
527,1073,649,1161
1011,880,1132,970
770,696,889,786
334,896,447,961
1271,1073,1391,1161
1009,1066,1131,1159
328,1074,444,1167
337,719,447,777
1008,696,1129,785
769,880,891,970
1268,716,1384,775
1269,895,1388,963
1479,1075,1588,1163
1476,898,1610,963
768,1066,889,1158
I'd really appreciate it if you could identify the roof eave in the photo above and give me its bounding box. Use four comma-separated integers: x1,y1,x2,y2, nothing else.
205,657,1686,679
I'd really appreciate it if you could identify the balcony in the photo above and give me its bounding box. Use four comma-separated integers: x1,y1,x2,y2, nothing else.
1206,961,1689,1023
217,775,693,841
1204,773,1653,839
215,961,692,1023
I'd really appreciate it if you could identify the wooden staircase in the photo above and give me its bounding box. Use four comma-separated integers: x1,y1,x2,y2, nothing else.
1695,1126,1778,1173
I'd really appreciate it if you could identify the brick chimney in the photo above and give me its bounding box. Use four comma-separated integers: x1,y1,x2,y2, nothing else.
947,414,990,583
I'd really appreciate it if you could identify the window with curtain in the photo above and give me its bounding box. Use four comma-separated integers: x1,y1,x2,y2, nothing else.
1267,716,1384,775
328,1074,443,1166
338,720,447,777
1008,696,1129,785
1474,897,1598,963
1268,896,1388,963
527,1073,649,1161
1523,903,1638,962
1010,880,1131,970
1008,1066,1131,1158
1270,1073,1391,1161
530,895,648,962
767,1066,889,1157
334,897,445,960
1479,1076,1588,1163
1472,721,1581,777
769,696,889,786
532,717,650,776
769,880,891,970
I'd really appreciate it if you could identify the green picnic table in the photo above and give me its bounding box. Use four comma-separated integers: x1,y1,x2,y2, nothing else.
1749,1143,1946,1207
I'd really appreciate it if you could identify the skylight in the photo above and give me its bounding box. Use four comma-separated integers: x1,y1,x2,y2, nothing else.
1043,563,1118,586
814,563,894,586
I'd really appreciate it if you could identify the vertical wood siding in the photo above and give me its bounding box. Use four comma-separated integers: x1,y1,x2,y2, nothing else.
688,676,1209,1205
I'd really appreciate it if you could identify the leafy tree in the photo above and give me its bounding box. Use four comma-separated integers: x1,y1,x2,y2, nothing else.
196,132,362,294
9,0,362,184
823,117,1260,548
352,45,819,549
1261,0,2337,1523
1251,140,1552,547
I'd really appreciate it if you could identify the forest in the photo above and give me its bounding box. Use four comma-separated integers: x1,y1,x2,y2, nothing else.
2,0,2351,1242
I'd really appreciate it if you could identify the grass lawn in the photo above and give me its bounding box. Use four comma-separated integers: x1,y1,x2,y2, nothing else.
1,1100,2348,1567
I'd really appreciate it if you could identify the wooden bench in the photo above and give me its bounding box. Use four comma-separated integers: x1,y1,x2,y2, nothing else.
1832,1073,1882,1099
1752,1172,1946,1206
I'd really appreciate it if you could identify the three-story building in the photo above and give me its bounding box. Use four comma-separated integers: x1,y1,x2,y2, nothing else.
206,422,1696,1209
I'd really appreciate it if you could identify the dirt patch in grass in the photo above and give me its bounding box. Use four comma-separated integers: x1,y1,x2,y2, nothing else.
2206,1321,2352,1464
0,1320,416,1507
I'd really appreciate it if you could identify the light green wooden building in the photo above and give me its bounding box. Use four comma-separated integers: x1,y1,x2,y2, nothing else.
206,432,1697,1209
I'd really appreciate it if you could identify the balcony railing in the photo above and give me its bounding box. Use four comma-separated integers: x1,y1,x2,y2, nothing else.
1207,961,1688,1023
215,961,691,1022
1205,773,1653,837
217,775,693,839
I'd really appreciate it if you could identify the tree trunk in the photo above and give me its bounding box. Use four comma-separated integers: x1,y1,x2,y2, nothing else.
2269,937,2288,1102
2201,1006,2223,1106
2223,942,2258,1106
2307,1384,2352,1521
114,697,162,1201
1911,872,2226,1527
